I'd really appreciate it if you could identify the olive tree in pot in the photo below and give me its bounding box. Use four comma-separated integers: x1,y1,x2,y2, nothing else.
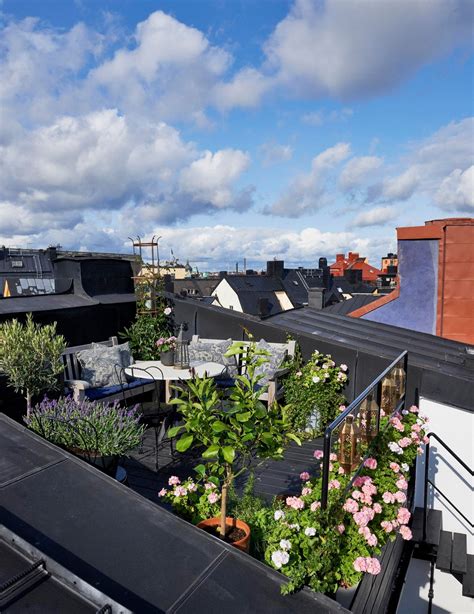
168,340,300,550
0,314,66,417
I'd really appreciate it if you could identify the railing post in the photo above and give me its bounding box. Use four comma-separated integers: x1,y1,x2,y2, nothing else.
321,430,332,509
423,436,430,542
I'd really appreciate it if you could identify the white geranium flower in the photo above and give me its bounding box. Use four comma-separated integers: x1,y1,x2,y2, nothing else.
312,376,320,384
304,527,316,537
271,550,290,569
279,539,291,550
163,307,172,316
401,463,409,472
274,510,285,521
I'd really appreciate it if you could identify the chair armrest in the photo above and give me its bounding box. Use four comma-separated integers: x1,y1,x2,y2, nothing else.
64,379,90,402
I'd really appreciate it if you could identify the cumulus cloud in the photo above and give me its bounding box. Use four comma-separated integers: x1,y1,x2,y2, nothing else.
435,166,474,211
264,0,473,99
260,142,293,167
352,206,398,228
339,156,383,192
0,109,253,233
267,143,350,216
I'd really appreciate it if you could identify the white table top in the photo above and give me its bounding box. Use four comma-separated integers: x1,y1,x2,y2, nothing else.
125,360,226,381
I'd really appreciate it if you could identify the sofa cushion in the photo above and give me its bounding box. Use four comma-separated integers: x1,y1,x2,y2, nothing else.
253,340,287,386
188,338,238,377
85,377,150,401
77,345,123,388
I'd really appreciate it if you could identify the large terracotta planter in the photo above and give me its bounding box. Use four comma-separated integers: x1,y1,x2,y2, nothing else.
197,517,251,552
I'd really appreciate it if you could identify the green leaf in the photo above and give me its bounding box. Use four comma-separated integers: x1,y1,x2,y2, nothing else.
194,464,206,477
167,425,184,438
287,433,302,446
202,444,220,459
176,434,194,452
236,412,251,422
211,420,228,432
222,446,235,464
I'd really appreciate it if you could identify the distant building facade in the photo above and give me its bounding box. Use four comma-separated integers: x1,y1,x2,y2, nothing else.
330,252,382,283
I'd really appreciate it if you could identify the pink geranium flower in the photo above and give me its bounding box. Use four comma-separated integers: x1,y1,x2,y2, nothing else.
337,524,345,534
330,453,338,461
300,471,310,481
366,558,381,575
208,492,220,504
382,491,396,504
390,462,400,473
399,525,413,540
302,487,312,496
373,503,382,514
364,457,378,470
286,496,305,510
168,476,180,486
396,477,408,490
313,450,324,459
310,501,321,512
343,498,359,513
381,520,394,533
397,507,411,525
329,479,341,490
353,557,367,572
399,437,412,448
395,491,407,503
158,488,167,497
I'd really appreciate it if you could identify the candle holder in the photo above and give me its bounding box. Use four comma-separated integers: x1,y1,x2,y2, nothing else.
338,414,360,473
173,324,190,369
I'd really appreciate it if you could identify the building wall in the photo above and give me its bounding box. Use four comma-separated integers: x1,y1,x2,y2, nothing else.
415,397,474,552
211,279,242,312
438,223,474,343
363,239,438,334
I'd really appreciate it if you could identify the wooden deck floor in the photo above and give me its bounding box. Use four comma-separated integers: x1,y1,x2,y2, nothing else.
123,428,324,506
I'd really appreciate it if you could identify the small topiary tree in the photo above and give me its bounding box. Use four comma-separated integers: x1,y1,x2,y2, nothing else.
0,313,66,416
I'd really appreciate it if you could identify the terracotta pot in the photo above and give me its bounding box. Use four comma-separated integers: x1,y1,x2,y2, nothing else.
160,350,174,366
197,517,251,552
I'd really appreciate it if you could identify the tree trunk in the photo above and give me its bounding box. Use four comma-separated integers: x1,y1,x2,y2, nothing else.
26,390,32,419
219,465,232,539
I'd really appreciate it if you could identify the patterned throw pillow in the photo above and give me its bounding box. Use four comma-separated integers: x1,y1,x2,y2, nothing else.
188,338,239,377
77,345,124,388
254,339,287,386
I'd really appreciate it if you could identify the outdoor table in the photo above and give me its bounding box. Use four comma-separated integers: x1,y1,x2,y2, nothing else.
125,360,226,402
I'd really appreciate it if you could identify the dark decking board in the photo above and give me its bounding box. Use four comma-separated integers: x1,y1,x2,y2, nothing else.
463,554,474,598
451,533,467,575
124,429,324,504
436,530,453,572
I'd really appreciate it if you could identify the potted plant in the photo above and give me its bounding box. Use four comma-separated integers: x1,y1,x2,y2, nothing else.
168,339,300,550
0,313,66,417
156,335,177,366
25,396,145,475
284,349,348,436
120,304,173,361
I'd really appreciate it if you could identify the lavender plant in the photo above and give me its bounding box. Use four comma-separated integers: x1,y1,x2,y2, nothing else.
25,396,145,456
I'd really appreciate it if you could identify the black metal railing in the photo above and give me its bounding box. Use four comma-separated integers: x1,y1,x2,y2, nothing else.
423,432,474,541
321,350,408,508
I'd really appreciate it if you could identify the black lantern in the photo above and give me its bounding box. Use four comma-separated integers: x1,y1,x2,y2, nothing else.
338,414,361,473
173,324,190,369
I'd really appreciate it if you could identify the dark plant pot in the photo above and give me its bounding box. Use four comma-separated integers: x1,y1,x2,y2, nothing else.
68,447,119,477
160,350,174,366
197,517,251,552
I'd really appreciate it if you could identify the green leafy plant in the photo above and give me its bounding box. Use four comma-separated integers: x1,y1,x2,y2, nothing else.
284,349,348,435
25,396,145,456
169,339,300,540
158,476,221,524
0,313,66,416
120,311,172,360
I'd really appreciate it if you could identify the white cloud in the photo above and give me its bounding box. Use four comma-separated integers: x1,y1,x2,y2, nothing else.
264,0,473,99
260,142,293,167
0,110,253,234
339,156,383,192
435,166,474,211
268,143,350,216
352,206,398,228
179,149,251,209
213,68,272,111
302,108,353,126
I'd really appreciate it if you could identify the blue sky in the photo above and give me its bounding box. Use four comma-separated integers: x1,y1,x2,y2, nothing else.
1,0,472,271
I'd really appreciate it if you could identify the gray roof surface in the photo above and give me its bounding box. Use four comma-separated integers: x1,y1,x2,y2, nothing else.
0,415,345,613
323,294,381,315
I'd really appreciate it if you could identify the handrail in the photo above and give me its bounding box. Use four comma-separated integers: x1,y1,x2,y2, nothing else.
321,350,408,508
423,432,474,540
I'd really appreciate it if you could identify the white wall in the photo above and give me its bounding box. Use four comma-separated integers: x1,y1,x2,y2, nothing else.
211,279,242,312
415,397,474,552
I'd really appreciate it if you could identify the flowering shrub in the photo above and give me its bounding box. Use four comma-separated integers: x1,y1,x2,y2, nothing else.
284,349,348,434
264,405,428,594
158,476,221,524
156,335,177,353
25,396,145,456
